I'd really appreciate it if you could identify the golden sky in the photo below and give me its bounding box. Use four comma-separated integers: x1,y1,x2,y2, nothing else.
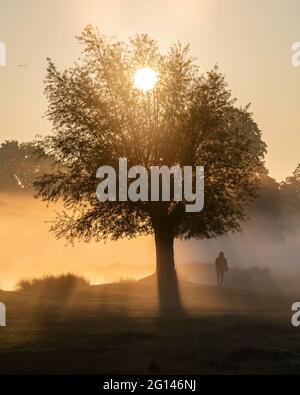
0,0,300,180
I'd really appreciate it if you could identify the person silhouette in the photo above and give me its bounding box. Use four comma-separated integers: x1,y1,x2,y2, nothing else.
215,251,228,287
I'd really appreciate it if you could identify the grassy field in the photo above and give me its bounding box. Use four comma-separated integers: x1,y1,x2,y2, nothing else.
0,277,299,375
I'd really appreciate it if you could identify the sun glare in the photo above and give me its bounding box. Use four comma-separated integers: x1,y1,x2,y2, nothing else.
133,67,158,91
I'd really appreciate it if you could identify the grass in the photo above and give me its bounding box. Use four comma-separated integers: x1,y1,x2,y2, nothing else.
16,273,89,297
0,277,299,374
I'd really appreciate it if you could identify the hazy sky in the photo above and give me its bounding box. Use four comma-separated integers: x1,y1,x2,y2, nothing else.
0,0,300,180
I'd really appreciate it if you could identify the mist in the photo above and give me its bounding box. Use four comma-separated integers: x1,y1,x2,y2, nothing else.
177,211,300,295
1,191,299,293
0,192,155,289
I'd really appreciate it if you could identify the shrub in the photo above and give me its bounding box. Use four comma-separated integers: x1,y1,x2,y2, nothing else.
17,273,89,296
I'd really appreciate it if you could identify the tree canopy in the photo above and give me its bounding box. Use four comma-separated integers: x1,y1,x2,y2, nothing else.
34,26,267,245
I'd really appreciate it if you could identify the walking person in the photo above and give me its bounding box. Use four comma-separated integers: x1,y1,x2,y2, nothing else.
215,251,229,287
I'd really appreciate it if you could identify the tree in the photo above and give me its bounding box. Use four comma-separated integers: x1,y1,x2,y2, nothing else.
280,164,300,235
34,26,266,314
246,169,284,242
0,140,50,192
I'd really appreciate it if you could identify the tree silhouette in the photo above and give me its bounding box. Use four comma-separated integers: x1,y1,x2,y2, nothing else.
35,26,266,314
280,164,300,235
0,140,50,192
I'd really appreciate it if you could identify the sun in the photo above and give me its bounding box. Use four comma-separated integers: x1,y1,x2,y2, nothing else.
133,67,158,91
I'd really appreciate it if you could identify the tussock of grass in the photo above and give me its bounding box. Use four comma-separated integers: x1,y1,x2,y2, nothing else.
17,273,89,296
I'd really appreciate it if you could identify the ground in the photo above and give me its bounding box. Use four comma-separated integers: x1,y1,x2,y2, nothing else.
0,277,299,374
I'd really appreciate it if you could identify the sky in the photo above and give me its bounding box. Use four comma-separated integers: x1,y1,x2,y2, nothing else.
0,0,300,181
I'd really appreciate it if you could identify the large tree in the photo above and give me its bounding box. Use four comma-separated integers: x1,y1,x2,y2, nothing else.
35,26,266,314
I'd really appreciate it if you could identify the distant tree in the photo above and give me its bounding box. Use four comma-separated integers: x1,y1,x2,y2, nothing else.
245,165,300,241
251,170,281,217
34,26,266,314
0,140,51,192
280,164,300,234
246,169,284,242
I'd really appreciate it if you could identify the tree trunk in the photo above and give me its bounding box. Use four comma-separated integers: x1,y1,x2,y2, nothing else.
154,226,184,316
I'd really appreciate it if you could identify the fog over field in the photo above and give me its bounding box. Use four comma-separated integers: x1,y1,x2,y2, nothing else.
0,193,155,289
1,192,299,292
